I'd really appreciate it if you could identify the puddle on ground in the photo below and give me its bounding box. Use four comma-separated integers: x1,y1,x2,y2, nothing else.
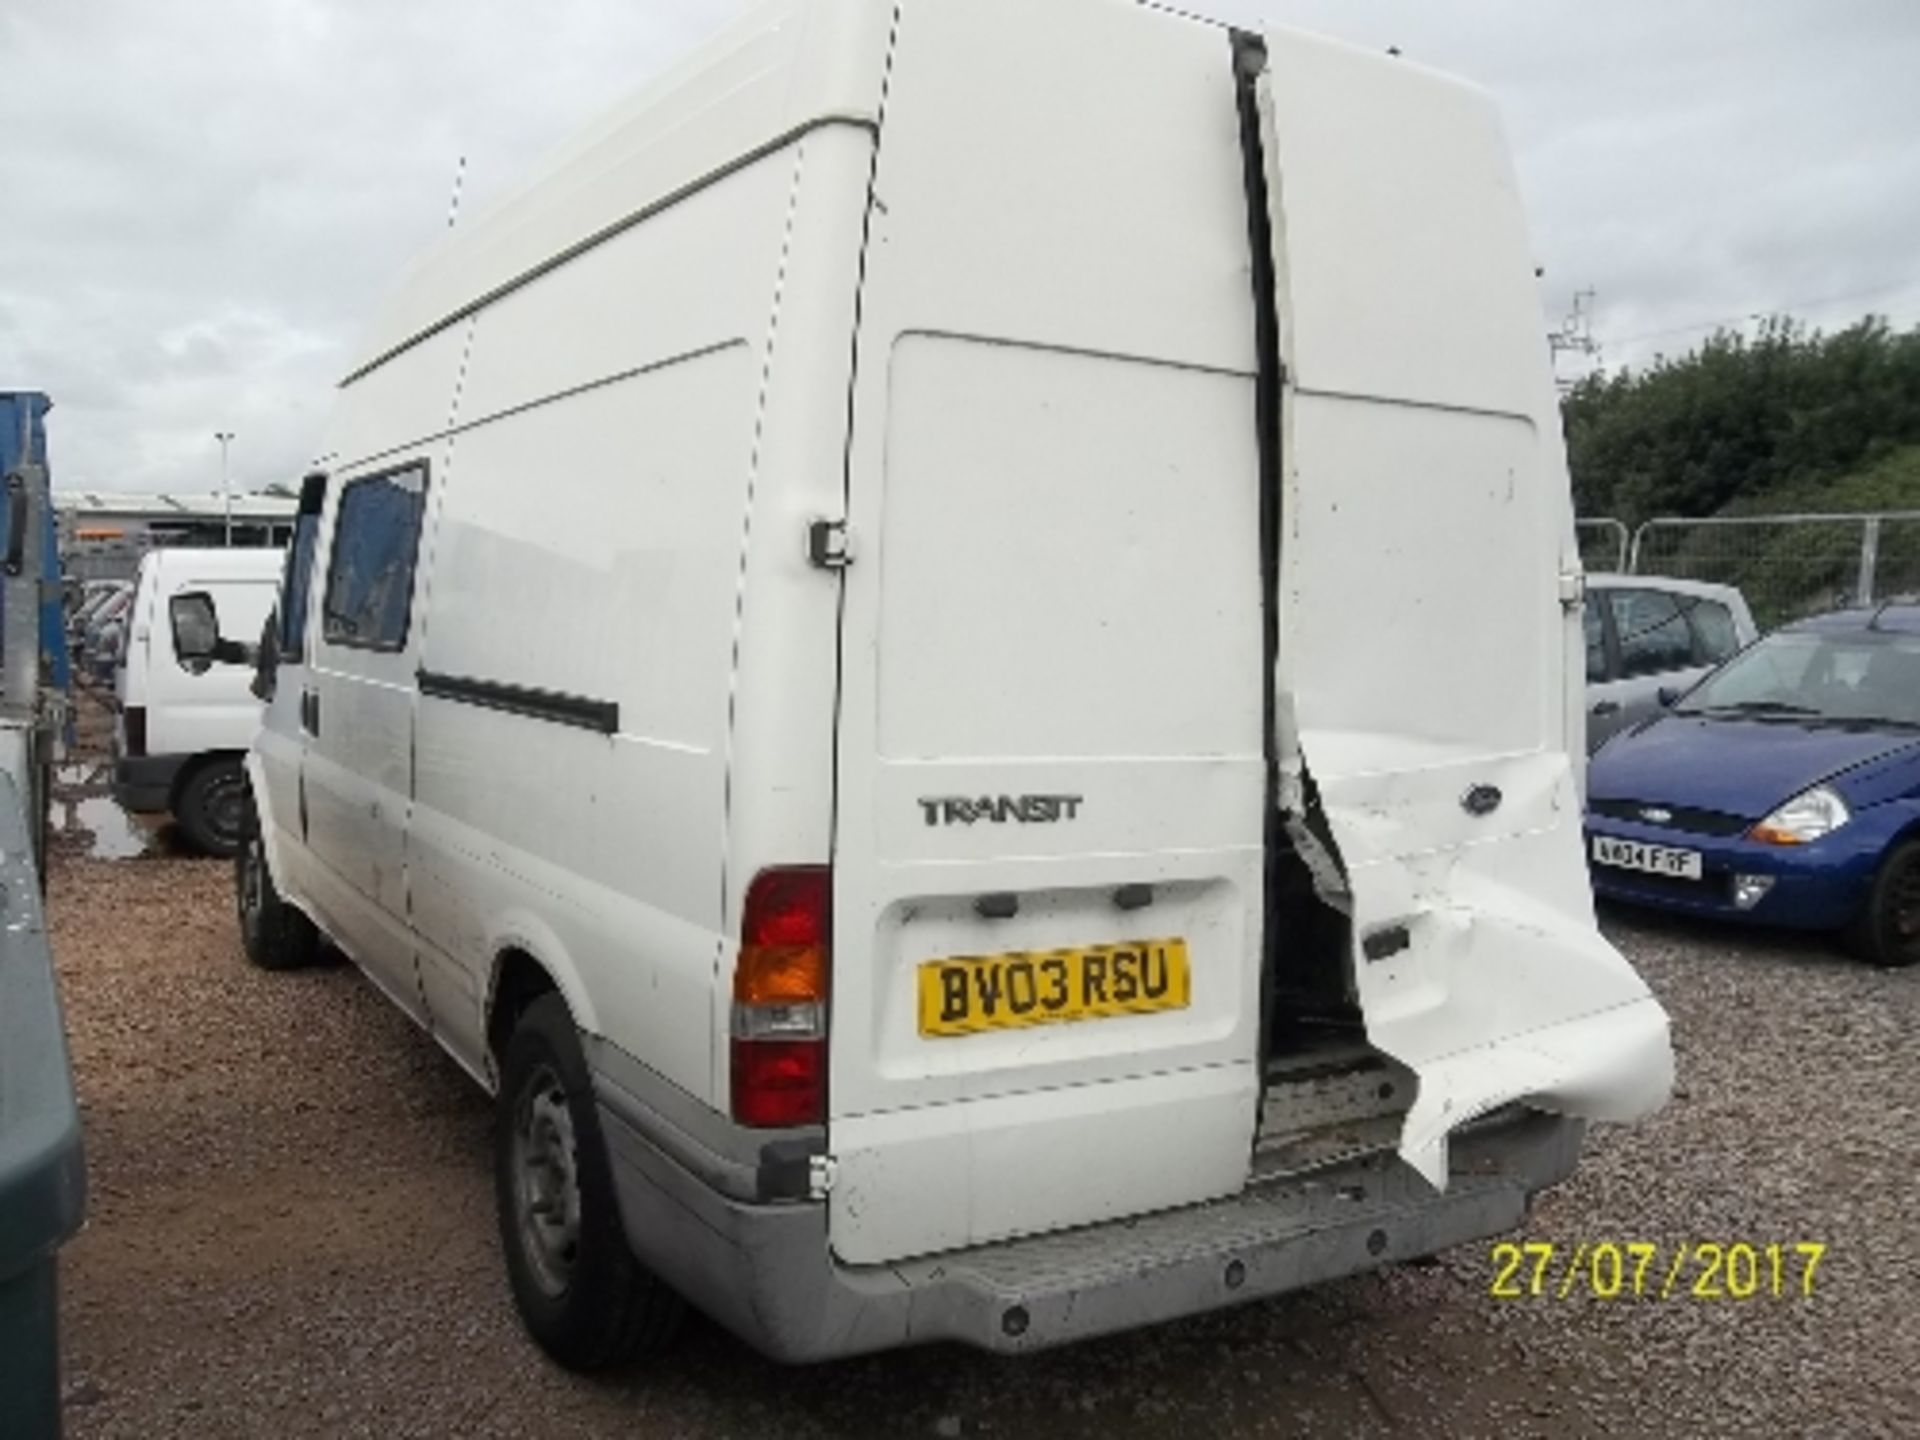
51,795,156,860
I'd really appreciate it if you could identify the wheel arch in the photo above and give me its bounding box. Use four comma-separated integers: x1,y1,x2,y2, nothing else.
1843,802,1920,904
484,924,599,1082
1882,809,1920,852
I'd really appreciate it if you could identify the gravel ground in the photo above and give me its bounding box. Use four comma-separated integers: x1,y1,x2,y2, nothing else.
43,778,1920,1436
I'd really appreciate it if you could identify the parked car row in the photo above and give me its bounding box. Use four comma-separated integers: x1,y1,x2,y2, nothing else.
67,579,133,681
95,551,1910,970
1584,577,1920,968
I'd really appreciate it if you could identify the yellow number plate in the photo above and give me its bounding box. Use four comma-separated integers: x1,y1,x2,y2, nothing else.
917,939,1191,1038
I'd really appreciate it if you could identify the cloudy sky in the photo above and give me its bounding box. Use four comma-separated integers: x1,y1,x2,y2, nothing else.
2,0,1916,495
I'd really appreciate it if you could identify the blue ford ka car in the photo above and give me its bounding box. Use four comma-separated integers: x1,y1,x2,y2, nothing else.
1586,605,1920,967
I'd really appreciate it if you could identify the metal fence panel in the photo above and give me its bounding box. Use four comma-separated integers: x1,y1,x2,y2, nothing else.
1575,518,1629,574
1626,512,1920,630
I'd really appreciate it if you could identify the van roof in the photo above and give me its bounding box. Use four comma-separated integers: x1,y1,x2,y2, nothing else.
344,0,895,384
138,547,286,584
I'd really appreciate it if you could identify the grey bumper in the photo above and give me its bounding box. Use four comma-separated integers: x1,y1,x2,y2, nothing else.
111,752,186,814
599,1097,1582,1364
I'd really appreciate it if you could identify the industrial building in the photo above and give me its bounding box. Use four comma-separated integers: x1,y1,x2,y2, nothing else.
56,489,297,581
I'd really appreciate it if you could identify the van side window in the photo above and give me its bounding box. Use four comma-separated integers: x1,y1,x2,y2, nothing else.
277,509,322,664
321,463,428,651
1609,588,1694,679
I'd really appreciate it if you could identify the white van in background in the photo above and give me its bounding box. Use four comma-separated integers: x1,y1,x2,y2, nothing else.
113,547,280,855
191,0,1671,1372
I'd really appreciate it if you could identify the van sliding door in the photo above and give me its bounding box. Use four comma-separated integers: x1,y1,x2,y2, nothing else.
302,454,433,1020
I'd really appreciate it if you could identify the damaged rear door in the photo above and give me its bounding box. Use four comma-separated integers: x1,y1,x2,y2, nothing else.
1255,31,1672,1187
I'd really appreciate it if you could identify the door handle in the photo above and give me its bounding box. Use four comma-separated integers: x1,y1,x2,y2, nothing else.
1591,701,1620,716
301,689,320,735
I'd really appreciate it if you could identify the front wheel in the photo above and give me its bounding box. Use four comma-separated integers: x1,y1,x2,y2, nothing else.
1846,839,1920,968
495,994,683,1370
235,820,320,971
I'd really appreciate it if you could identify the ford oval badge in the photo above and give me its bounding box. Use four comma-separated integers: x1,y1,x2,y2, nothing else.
1461,784,1503,817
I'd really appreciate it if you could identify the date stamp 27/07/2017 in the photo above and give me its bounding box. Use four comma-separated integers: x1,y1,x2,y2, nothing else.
1489,1241,1827,1300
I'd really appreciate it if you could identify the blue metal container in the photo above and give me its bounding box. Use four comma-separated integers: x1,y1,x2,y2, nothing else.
0,391,86,1439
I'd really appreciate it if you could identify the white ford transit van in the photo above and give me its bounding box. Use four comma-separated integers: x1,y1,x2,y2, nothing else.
209,0,1673,1370
111,547,281,854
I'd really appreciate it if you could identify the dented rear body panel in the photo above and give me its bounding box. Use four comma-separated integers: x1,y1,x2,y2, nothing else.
1257,33,1672,1189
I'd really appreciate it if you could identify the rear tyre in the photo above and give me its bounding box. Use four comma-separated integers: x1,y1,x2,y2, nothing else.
495,994,683,1370
177,757,250,857
1845,840,1920,969
235,818,320,971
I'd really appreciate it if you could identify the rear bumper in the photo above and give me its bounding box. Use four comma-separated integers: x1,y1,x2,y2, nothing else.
111,752,186,815
599,1097,1582,1363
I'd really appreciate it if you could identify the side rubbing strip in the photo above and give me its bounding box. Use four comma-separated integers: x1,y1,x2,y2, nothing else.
418,670,619,734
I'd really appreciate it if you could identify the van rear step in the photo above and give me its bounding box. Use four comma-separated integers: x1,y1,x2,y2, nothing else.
1254,1046,1417,1182
875,1109,1577,1355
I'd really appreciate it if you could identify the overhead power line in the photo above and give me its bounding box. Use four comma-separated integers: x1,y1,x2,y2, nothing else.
1603,279,1920,348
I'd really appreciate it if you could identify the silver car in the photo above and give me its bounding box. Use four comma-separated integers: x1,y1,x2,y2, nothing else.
1584,575,1758,752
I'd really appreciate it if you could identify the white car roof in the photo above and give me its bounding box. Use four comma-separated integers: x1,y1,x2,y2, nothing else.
1588,573,1748,605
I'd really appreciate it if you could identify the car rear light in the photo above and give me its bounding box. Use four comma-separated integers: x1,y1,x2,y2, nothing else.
123,705,146,758
730,1039,825,1129
731,866,829,1128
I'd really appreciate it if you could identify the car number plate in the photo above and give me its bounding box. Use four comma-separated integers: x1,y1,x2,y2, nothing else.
917,939,1191,1038
1591,835,1703,880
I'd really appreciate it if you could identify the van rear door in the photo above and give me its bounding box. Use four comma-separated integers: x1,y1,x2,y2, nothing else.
827,336,1267,1266
824,0,1268,1268
1255,31,1671,1187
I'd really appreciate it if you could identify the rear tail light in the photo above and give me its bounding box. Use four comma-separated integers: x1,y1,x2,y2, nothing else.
123,705,147,758
730,866,830,1128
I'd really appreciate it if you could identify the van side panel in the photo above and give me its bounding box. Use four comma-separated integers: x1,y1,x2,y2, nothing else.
707,124,879,1102
352,0,893,376
322,326,471,476
830,0,1265,1264
409,139,839,1098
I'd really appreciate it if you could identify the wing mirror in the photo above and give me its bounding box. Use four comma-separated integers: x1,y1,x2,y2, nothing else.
170,591,254,674
1656,685,1682,708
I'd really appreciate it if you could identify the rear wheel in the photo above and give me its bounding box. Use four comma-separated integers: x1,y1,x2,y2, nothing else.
495,994,683,1370
235,819,320,971
1846,840,1920,968
177,757,250,857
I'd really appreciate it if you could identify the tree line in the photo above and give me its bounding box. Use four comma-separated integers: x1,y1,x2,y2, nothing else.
1563,316,1920,524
